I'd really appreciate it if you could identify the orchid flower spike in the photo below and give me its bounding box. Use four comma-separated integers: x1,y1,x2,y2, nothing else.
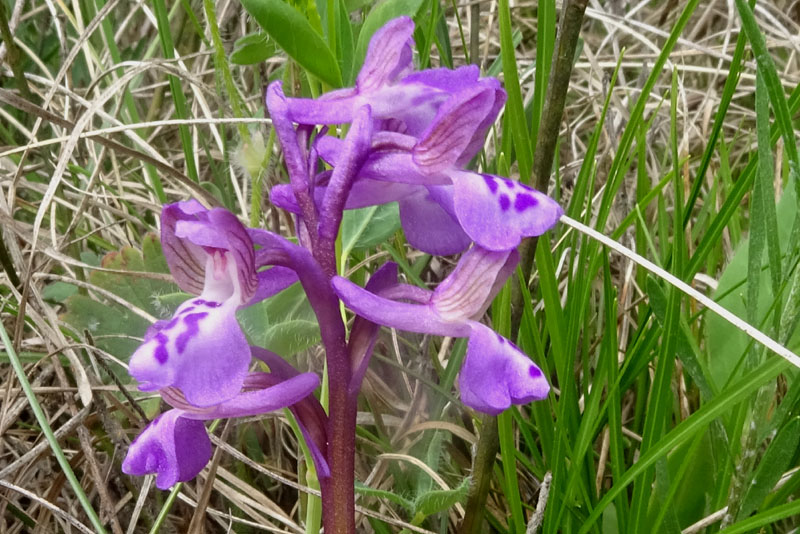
333,246,550,414
128,201,297,407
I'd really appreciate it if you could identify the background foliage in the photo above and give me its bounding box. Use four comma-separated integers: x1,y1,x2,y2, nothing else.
1,0,800,532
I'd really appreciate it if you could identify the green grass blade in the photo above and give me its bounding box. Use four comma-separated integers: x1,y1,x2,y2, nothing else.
578,356,789,533
754,68,782,314
152,0,200,183
735,0,800,169
530,0,555,151
717,498,800,534
498,0,532,181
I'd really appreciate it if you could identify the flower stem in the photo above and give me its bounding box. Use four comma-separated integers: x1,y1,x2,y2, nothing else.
459,415,500,534
322,370,357,533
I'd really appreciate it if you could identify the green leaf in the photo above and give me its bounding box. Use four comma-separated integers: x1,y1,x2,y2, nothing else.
706,183,800,387
738,416,800,518
353,0,423,74
241,0,342,87
237,282,321,357
42,281,79,303
412,477,469,517
341,203,400,255
355,482,414,511
230,32,276,64
336,0,356,84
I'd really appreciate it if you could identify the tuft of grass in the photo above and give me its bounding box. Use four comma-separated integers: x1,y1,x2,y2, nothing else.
1,0,800,532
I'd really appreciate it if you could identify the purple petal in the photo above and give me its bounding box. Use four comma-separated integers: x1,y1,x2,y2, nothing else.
122,410,211,490
284,90,361,125
317,135,444,186
458,323,550,414
247,348,331,478
400,65,481,92
161,201,211,296
343,180,420,208
431,246,515,320
398,188,471,255
272,175,419,215
357,16,414,92
162,202,259,303
458,79,506,165
266,82,313,190
332,276,468,337
348,262,399,389
249,267,298,305
451,172,564,251
412,85,497,174
129,297,250,407
319,105,374,243
183,372,320,419
284,74,449,132
270,183,302,214
173,210,258,303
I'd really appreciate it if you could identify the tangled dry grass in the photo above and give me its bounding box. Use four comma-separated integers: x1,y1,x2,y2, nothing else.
1,0,800,532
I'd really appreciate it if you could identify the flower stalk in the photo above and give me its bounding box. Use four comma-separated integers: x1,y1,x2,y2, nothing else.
121,17,562,533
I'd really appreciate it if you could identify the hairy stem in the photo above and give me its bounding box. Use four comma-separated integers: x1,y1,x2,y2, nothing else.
458,415,500,534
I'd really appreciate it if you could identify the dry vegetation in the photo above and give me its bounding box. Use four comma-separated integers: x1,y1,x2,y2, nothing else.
1,0,800,532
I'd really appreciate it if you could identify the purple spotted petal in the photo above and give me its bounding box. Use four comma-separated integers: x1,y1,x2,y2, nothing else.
332,276,468,337
458,323,550,414
451,172,564,251
122,410,211,490
129,297,249,407
398,188,471,255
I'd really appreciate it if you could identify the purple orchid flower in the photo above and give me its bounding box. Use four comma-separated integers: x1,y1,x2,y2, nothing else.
307,85,563,254
128,201,297,407
268,33,561,255
280,16,504,143
122,370,320,489
332,246,550,414
123,201,323,489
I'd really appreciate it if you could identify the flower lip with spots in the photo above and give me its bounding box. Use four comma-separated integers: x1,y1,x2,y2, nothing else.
332,246,550,414
128,201,297,408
